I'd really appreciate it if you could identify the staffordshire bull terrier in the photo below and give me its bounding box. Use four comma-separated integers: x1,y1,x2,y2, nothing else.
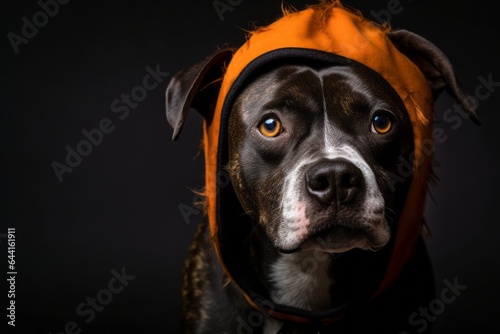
166,2,479,333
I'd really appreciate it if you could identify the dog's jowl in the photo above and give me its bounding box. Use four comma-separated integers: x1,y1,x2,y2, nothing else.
165,2,479,333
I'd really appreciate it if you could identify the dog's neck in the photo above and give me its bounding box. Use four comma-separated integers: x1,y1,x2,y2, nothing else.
269,248,333,311
249,226,334,312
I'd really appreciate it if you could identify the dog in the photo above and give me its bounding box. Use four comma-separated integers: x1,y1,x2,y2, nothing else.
166,2,479,333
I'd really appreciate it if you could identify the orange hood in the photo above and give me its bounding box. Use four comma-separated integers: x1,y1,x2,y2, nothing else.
203,0,434,323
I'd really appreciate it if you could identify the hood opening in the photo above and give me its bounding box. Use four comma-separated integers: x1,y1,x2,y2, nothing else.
214,48,413,320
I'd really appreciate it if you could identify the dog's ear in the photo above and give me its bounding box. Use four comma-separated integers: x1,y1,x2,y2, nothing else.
388,29,480,124
166,48,234,140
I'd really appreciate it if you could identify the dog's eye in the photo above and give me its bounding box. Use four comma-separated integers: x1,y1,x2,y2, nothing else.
258,117,282,137
371,112,393,134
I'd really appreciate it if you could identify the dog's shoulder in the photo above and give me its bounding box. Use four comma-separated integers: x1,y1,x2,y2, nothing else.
182,219,255,333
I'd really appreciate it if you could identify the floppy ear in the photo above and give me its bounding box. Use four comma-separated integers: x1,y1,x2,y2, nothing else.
387,29,480,125
165,48,234,140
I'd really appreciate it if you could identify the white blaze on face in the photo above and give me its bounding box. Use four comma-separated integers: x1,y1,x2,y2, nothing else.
321,98,385,218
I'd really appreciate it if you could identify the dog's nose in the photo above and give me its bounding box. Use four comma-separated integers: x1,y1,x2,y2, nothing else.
305,159,364,205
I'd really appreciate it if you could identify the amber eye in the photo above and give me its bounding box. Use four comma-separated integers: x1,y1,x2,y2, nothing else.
258,117,282,137
371,112,393,134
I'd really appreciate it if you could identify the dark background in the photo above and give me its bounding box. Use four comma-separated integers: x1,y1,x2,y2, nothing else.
1,0,499,333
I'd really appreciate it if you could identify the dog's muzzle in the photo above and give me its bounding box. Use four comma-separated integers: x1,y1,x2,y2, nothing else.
277,147,389,253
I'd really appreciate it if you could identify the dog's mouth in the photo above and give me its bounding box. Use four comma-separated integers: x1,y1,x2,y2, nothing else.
274,214,391,254
312,223,388,252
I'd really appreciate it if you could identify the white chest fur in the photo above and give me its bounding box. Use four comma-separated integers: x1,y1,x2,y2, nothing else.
269,249,333,310
263,249,333,333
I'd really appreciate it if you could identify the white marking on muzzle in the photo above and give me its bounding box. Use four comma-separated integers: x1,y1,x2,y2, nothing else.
279,145,385,249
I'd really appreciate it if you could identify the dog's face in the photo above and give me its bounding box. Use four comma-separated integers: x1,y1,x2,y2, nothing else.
227,63,414,253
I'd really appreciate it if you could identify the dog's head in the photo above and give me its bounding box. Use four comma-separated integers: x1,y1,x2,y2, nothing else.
166,5,479,292
227,61,413,253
